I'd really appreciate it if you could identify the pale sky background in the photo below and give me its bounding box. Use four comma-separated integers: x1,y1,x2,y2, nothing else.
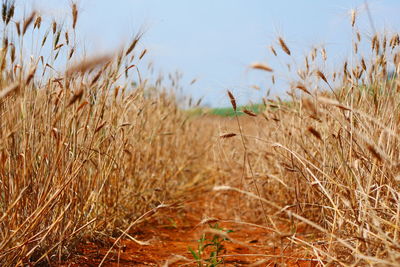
24,0,400,107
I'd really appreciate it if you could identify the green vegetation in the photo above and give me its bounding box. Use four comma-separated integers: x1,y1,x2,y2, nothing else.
188,223,233,267
187,103,266,117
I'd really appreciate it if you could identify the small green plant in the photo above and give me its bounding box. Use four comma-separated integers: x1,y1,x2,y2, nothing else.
188,223,233,267
166,218,178,229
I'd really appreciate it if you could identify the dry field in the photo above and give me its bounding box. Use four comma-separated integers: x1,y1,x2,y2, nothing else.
1,2,400,266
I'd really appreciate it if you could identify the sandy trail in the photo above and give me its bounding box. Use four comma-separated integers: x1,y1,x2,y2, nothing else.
60,190,318,266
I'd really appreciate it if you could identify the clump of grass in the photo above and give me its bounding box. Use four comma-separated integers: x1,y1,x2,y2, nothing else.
0,2,214,265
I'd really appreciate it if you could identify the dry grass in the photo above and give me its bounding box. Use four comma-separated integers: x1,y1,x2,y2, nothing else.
216,15,400,266
1,1,400,266
0,3,215,265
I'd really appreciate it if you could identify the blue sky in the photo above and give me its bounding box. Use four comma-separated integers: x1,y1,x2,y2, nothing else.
28,0,400,107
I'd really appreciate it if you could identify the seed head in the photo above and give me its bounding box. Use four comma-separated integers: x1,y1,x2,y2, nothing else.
220,133,237,139
250,62,273,72
227,90,237,111
278,37,291,55
72,3,78,29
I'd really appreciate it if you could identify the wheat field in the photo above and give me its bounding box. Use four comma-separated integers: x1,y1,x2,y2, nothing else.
0,2,400,266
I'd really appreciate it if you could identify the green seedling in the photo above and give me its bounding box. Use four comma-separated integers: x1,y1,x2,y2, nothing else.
188,223,233,267
166,218,178,229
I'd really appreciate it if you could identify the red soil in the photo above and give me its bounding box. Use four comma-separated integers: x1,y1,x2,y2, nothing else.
60,191,320,266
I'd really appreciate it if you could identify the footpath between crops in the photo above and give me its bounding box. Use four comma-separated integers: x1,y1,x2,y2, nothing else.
60,189,319,266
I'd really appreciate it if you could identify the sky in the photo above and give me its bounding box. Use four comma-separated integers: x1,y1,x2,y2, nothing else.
25,0,400,107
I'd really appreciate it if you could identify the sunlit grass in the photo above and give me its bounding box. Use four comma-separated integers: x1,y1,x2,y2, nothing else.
1,2,399,266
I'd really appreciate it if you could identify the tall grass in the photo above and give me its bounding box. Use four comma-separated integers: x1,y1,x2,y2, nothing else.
218,12,400,266
2,2,400,266
0,2,213,265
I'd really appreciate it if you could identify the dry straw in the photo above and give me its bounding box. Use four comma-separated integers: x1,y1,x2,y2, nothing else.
216,10,400,266
350,9,356,27
270,45,277,56
139,49,147,60
307,126,322,141
2,2,400,266
0,4,216,265
126,32,144,56
71,2,78,29
22,11,36,35
227,90,237,111
220,133,237,138
243,109,257,117
278,37,291,55
66,54,112,76
0,83,19,100
1,0,14,25
294,83,311,95
250,62,273,72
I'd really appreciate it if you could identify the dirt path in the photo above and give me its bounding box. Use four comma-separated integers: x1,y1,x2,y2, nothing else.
61,191,319,266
